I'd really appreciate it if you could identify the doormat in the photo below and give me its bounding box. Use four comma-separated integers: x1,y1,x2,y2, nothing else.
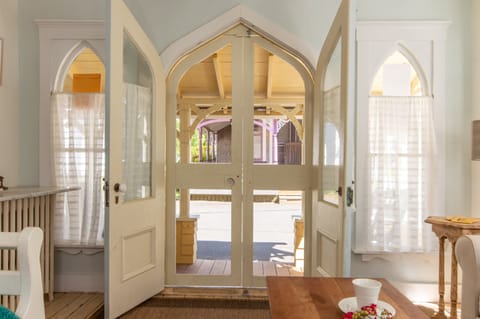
142,297,270,309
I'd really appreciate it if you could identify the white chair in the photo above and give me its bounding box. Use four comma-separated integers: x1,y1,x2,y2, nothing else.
456,235,480,319
0,227,45,319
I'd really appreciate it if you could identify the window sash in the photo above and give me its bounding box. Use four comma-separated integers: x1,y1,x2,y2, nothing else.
51,93,105,246
355,96,437,253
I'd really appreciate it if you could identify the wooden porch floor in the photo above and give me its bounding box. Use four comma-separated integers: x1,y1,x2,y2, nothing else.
176,259,303,276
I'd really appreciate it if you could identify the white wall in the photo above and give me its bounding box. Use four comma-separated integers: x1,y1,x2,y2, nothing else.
358,0,472,219
15,0,106,292
17,0,105,186
54,250,104,292
0,0,19,187
124,0,340,60
352,0,473,302
472,0,480,216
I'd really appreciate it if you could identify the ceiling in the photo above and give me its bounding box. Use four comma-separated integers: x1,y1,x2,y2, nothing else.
178,45,305,100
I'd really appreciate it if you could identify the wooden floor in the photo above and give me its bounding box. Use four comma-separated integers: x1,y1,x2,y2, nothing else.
39,291,448,319
45,292,103,319
176,259,303,276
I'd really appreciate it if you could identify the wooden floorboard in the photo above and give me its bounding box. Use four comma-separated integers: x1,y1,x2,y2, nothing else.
41,260,299,319
211,259,228,275
45,292,103,319
178,259,303,277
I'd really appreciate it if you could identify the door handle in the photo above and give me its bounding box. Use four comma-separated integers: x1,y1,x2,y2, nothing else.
113,183,127,205
335,186,343,197
226,177,235,186
114,183,127,193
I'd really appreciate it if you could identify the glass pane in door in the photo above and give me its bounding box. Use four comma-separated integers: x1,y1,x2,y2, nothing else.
176,45,233,164
122,32,153,201
322,38,342,205
252,189,303,277
252,45,305,165
176,188,232,276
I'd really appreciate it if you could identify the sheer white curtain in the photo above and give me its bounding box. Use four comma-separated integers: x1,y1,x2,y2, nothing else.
122,83,152,200
51,93,105,246
356,96,437,252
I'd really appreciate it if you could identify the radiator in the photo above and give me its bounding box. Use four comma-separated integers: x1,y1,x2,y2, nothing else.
0,187,74,310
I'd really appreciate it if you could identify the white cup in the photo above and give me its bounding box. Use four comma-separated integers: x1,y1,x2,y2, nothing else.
352,278,382,308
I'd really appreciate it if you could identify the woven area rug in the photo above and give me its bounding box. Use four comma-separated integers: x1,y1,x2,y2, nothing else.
120,298,271,319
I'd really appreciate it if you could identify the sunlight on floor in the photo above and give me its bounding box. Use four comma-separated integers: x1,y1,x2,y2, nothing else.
415,302,462,318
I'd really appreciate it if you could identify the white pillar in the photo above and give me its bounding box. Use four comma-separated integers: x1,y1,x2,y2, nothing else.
179,104,191,218
472,0,480,216
198,127,203,162
273,119,278,163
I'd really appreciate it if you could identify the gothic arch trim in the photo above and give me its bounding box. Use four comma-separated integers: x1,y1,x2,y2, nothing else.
160,4,316,73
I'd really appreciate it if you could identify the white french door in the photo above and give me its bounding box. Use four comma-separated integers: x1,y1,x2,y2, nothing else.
104,0,354,304
166,25,312,287
311,0,355,277
105,0,166,317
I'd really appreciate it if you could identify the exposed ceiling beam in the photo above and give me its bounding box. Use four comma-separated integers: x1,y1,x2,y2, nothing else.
212,54,225,99
266,54,274,99
178,97,304,105
180,93,305,99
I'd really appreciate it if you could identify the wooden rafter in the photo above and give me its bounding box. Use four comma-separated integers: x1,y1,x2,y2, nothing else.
267,54,274,99
212,54,225,99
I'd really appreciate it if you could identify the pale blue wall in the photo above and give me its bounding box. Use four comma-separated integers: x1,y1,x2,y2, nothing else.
357,0,451,20
124,0,339,56
17,0,105,185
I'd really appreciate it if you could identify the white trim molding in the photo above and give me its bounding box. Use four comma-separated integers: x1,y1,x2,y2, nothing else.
355,20,450,252
160,4,316,73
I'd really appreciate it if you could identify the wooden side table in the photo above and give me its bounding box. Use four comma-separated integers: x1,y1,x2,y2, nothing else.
425,216,480,319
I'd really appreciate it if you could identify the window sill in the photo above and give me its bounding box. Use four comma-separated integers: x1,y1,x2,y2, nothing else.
55,245,104,256
352,249,436,262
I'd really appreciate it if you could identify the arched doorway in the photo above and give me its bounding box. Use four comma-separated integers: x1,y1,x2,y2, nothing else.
166,24,313,287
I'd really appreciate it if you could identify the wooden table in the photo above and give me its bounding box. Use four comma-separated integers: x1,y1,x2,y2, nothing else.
266,277,429,319
425,216,480,319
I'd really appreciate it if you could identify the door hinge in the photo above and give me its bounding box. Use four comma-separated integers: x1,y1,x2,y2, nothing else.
346,186,354,207
103,178,109,208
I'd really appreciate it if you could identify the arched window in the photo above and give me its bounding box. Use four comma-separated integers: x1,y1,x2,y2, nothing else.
51,44,105,246
370,50,424,96
356,48,437,253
